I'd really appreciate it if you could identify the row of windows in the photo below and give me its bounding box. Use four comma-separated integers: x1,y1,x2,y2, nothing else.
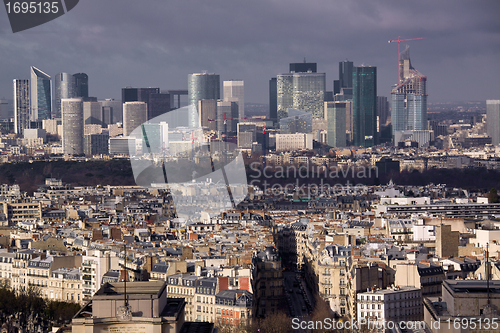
360,292,420,302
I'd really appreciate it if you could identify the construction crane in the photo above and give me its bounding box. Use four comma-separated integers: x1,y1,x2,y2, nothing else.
388,36,425,82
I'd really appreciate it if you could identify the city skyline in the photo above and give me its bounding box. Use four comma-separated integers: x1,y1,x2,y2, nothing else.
0,1,498,105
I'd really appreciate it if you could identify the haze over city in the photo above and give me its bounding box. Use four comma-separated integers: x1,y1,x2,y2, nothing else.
0,0,499,104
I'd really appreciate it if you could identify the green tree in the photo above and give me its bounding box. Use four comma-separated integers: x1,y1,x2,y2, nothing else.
488,188,499,203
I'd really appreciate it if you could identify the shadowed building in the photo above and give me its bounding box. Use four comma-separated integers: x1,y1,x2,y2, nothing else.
325,101,347,147
73,73,89,98
14,79,30,135
71,281,187,333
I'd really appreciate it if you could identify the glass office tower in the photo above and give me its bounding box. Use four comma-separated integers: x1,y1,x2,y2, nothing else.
352,66,377,147
188,73,220,128
55,73,76,119
30,66,52,120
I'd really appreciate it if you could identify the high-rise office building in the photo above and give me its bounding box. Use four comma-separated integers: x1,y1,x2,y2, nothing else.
289,62,317,73
487,100,500,145
99,99,122,124
54,73,76,119
269,78,277,124
84,132,109,155
83,101,102,125
293,73,326,119
334,60,353,95
14,79,30,135
121,87,169,121
73,73,89,98
148,92,170,119
344,100,353,144
188,73,220,127
216,100,238,134
279,108,312,134
237,123,257,149
377,96,390,128
339,60,353,90
0,99,8,120
325,101,347,148
352,66,377,147
276,73,294,121
123,101,147,137
198,99,217,131
276,72,326,120
30,66,52,121
223,80,244,119
62,98,84,155
391,46,427,142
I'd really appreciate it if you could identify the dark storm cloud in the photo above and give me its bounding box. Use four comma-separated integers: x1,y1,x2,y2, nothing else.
0,0,498,103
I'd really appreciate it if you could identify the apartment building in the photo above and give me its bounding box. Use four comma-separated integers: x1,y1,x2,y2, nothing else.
357,286,423,323
215,289,253,327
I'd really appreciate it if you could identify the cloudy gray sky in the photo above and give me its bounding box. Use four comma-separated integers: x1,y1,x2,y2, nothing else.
0,0,499,106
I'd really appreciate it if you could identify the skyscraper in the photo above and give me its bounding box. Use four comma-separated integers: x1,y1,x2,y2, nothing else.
30,66,52,121
148,92,170,119
62,98,84,155
54,73,76,119
123,101,147,137
377,96,390,128
0,99,8,120
334,60,353,96
198,99,217,131
487,100,500,145
223,80,244,119
73,73,89,98
100,99,122,123
276,73,293,121
289,62,317,73
293,72,326,118
83,101,102,125
279,108,312,134
391,46,427,141
325,101,347,147
216,100,238,134
13,79,30,135
276,72,325,121
121,87,169,121
338,60,354,90
352,66,377,147
269,78,277,124
188,73,220,127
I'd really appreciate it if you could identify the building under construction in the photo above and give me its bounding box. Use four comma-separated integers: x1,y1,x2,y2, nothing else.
391,45,428,144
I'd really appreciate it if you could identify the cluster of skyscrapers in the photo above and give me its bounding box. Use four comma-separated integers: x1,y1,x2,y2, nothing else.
269,61,381,148
13,68,89,135
266,49,430,149
6,49,433,158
